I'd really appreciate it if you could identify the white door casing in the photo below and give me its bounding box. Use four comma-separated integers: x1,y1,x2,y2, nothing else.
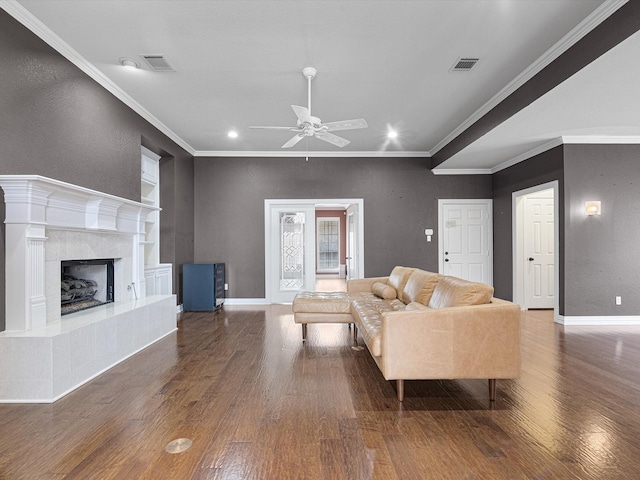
524,190,555,309
438,199,493,284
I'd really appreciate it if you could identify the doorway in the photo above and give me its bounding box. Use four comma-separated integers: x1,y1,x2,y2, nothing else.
265,199,364,303
513,181,559,314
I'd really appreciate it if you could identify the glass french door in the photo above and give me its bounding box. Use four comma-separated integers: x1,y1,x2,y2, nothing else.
268,205,316,303
346,203,359,280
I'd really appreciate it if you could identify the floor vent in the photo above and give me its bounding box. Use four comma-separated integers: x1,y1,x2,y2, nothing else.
140,54,176,72
451,57,479,72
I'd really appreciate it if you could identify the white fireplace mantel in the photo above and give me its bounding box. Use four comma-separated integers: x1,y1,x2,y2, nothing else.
0,175,157,233
0,175,159,331
0,176,176,403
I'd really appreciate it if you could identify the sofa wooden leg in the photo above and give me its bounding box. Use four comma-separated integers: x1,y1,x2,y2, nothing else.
396,379,404,402
302,324,307,342
353,324,358,343
488,379,496,401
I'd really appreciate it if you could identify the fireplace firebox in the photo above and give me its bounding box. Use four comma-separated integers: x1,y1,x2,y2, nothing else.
61,259,115,315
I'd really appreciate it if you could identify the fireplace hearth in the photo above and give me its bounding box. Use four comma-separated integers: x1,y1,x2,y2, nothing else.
61,259,114,315
0,175,176,403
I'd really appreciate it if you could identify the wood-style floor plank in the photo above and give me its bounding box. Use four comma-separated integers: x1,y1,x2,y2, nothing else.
2,306,640,479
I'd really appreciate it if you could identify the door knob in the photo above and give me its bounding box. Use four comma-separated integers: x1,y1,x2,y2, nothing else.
528,257,534,261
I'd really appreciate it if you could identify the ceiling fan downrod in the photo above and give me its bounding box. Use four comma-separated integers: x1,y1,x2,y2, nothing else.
302,67,317,116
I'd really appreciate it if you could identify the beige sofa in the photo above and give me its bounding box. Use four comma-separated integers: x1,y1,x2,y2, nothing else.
293,266,521,401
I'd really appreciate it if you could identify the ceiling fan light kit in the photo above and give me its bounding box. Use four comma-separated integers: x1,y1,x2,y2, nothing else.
250,67,368,149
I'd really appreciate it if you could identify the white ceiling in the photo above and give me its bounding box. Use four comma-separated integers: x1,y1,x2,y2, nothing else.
5,0,637,171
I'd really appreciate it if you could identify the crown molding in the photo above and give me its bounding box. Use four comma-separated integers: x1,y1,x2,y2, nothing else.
0,0,196,156
429,0,628,157
431,168,492,176
489,134,640,174
561,135,640,144
193,150,431,158
490,138,564,174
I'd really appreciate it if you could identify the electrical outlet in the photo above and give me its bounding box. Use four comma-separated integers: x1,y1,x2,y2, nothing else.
616,296,622,305
224,283,229,291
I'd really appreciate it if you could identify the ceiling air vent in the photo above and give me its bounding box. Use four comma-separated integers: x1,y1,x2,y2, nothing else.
140,54,176,72
451,57,479,72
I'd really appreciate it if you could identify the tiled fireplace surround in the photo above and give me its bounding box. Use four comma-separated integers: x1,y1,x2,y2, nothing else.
0,176,177,402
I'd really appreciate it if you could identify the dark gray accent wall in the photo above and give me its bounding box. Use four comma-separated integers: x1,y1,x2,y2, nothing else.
491,146,564,307
493,143,640,318
563,144,640,316
194,156,491,298
0,11,194,329
156,152,195,305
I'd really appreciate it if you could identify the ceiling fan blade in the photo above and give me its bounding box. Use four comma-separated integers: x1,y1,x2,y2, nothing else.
282,134,305,148
323,118,368,132
315,132,350,148
291,105,312,124
250,125,299,130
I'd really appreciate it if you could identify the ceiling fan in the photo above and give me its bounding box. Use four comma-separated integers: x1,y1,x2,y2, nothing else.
250,67,368,148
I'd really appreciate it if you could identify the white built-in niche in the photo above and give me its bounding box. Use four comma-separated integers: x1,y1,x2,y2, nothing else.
140,146,172,296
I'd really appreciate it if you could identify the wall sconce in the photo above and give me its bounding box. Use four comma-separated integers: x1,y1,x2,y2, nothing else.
585,201,601,216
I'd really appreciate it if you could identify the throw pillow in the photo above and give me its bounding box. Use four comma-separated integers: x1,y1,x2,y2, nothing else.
371,282,397,300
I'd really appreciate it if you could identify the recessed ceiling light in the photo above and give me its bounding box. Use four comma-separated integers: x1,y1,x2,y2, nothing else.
119,57,139,69
387,130,398,139
227,131,238,138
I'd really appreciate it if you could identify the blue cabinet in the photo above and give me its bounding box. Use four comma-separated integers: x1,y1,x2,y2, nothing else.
183,263,225,311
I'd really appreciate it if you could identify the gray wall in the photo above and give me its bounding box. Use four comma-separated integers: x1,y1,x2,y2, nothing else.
491,146,565,307
0,10,194,329
194,156,491,298
492,143,640,318
563,144,640,316
156,152,195,304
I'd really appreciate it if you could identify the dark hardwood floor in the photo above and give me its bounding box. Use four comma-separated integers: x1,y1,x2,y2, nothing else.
1,306,640,479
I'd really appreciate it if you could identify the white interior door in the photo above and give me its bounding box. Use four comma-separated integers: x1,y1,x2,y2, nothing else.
438,200,492,284
524,193,555,308
346,203,360,280
268,205,316,303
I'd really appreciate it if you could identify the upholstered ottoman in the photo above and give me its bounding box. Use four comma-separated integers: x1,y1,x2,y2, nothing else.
292,291,353,341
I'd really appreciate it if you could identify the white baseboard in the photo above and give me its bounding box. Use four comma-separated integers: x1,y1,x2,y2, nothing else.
223,298,269,305
556,315,640,326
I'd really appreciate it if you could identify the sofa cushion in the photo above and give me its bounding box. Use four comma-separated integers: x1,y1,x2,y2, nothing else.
292,291,351,313
350,296,405,357
372,281,397,300
387,266,414,302
427,276,494,309
405,301,428,311
402,270,442,305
